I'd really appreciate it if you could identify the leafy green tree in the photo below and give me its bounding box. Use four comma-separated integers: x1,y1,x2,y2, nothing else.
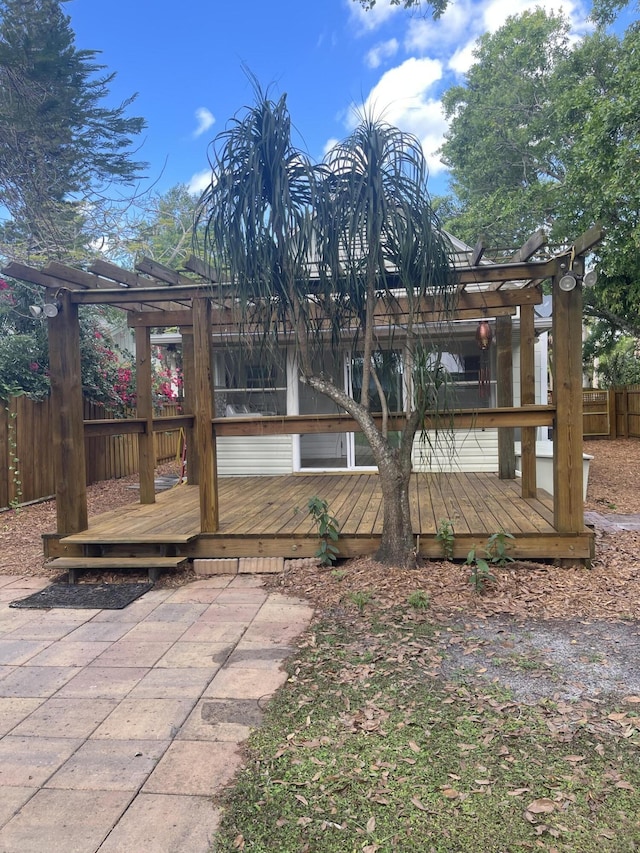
594,337,640,388
122,184,201,269
353,0,448,17
197,84,453,568
0,0,146,261
440,10,572,250
0,0,147,404
439,10,640,341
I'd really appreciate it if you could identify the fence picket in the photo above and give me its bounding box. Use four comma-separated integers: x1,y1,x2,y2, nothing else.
1,396,180,509
582,385,640,439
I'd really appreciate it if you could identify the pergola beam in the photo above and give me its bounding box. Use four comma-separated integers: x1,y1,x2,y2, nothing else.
125,285,542,330
135,256,197,288
571,223,605,257
470,238,486,266
511,228,547,263
88,259,154,288
184,254,218,282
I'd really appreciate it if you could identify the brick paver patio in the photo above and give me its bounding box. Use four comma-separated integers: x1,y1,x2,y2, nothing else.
0,573,314,853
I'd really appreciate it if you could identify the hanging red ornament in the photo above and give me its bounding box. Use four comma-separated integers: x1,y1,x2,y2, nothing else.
475,319,493,351
476,320,493,399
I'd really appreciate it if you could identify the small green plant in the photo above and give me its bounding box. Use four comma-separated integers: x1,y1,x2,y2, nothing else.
465,545,495,593
485,530,515,567
407,590,430,610
307,496,340,566
348,590,373,614
331,568,347,581
435,518,455,560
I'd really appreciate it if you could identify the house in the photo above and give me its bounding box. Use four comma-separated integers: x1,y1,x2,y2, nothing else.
151,233,553,477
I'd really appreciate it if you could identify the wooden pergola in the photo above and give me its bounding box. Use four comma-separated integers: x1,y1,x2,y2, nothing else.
3,225,602,575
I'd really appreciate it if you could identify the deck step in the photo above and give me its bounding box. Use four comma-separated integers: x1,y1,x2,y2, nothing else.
47,556,188,583
60,533,198,545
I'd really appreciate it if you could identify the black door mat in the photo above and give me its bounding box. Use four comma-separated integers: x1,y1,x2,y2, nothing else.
10,582,154,610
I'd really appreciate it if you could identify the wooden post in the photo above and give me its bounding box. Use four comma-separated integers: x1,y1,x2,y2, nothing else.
608,388,617,440
192,296,218,531
496,315,515,478
619,388,628,437
180,329,199,484
519,303,537,497
135,326,155,504
552,267,584,535
48,289,88,534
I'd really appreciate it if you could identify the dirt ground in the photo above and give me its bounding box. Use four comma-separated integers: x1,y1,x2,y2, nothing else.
2,440,640,705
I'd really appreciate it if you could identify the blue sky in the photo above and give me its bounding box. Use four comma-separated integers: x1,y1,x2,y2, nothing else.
67,0,599,200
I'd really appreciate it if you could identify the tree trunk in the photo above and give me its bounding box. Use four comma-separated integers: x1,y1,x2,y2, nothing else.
303,373,419,569
375,454,416,569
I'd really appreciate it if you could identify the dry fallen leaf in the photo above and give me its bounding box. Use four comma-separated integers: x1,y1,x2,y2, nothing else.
442,787,460,799
366,816,376,834
597,829,616,839
411,796,430,812
615,780,634,791
623,696,640,704
526,798,556,814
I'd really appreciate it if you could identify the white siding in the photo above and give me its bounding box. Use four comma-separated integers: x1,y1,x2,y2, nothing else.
216,435,293,476
513,329,548,407
412,429,499,472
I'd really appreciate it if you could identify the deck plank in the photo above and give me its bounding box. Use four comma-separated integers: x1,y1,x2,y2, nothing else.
340,475,378,535
53,472,591,562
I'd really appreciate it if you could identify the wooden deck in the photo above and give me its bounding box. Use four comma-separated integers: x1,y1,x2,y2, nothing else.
45,473,594,563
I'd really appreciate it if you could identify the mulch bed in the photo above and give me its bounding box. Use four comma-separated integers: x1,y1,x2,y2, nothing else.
267,544,640,623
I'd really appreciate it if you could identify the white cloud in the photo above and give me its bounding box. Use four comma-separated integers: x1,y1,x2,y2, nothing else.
323,137,340,157
193,107,215,138
404,0,473,53
188,168,211,195
366,37,399,68
482,0,591,37
349,57,449,174
392,0,592,79
340,0,593,181
447,39,479,74
348,0,400,32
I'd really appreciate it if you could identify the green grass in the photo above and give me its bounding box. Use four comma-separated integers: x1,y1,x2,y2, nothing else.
211,616,640,852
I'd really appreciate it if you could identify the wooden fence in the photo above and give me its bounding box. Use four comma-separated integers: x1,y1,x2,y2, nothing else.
582,385,640,439
0,396,183,509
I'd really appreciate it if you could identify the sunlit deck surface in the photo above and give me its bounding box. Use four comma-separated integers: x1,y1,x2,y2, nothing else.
53,473,593,562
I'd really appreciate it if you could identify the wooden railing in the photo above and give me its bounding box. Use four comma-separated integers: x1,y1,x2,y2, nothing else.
0,396,184,509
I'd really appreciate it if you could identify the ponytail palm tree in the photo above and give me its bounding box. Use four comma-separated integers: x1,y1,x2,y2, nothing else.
310,117,454,566
197,87,454,569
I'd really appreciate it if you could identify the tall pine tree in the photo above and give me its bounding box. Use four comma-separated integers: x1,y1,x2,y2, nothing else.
0,0,146,260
